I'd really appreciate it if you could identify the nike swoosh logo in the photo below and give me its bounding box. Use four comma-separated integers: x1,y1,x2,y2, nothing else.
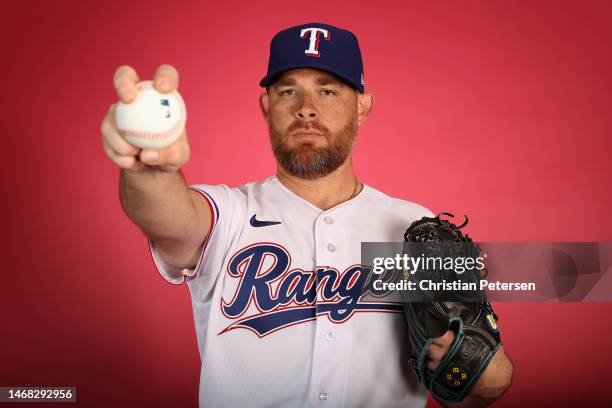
250,214,282,227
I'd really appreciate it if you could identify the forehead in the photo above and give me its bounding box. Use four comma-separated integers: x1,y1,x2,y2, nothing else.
272,68,346,86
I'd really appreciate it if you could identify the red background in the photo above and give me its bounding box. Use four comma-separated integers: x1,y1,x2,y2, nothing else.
3,0,612,406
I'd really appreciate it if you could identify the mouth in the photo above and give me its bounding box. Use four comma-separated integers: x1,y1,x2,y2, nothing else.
291,130,324,139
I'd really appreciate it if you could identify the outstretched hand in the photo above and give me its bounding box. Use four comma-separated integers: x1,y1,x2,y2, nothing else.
101,64,190,172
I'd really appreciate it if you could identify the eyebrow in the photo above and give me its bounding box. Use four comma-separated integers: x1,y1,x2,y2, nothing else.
273,77,297,87
272,75,345,88
316,76,344,86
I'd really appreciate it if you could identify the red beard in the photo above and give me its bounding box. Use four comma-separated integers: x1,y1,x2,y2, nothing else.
268,116,358,180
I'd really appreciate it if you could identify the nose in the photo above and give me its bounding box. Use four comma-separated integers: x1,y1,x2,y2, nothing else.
295,94,317,121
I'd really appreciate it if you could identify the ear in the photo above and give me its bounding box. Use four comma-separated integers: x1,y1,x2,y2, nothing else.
259,92,270,118
357,92,374,126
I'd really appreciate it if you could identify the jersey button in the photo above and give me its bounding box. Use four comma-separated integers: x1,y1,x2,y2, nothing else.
319,392,328,401
327,243,336,252
325,332,335,342
323,216,334,224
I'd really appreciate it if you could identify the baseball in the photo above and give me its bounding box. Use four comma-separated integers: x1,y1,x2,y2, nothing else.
115,80,187,149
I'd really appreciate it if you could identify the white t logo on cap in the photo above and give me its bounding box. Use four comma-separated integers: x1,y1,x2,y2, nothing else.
300,27,330,57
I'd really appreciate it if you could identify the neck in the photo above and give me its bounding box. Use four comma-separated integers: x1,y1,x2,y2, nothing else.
276,157,361,211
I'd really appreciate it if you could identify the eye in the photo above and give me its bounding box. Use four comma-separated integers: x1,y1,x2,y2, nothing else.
279,89,296,96
322,89,337,96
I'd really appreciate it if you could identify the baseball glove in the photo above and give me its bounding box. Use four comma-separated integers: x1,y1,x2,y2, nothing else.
402,212,501,403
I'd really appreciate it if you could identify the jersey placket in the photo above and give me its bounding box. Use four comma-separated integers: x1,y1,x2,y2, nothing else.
307,211,352,408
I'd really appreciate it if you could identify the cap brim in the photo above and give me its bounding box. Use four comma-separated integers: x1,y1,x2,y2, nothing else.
260,64,363,93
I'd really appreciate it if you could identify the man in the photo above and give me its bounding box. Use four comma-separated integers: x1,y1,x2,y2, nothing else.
101,23,512,407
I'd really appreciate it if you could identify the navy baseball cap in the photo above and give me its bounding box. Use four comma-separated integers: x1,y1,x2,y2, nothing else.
260,23,365,93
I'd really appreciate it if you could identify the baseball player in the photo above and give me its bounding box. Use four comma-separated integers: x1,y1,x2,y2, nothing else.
101,23,512,407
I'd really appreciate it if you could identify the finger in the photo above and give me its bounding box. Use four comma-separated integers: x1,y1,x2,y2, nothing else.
139,149,160,165
103,137,141,170
153,64,179,93
139,141,182,166
425,344,447,372
426,343,448,363
100,105,140,156
113,65,140,103
431,330,455,347
427,360,440,372
139,131,188,167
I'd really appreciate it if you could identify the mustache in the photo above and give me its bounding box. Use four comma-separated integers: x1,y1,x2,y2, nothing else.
286,121,330,135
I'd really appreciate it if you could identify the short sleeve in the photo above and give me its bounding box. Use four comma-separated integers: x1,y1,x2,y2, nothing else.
148,184,246,287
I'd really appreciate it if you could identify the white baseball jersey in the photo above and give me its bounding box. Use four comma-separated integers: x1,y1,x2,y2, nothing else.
149,175,434,408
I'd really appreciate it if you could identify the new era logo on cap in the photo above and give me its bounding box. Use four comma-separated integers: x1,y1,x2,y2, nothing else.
260,23,365,93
